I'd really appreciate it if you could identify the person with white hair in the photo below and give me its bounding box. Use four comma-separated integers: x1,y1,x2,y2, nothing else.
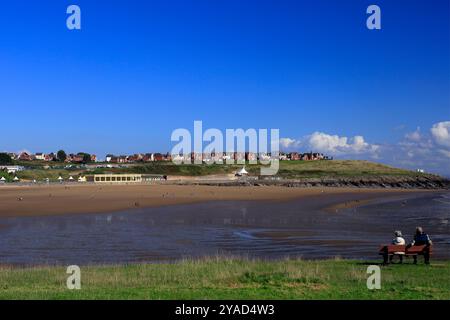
392,230,406,245
390,230,406,263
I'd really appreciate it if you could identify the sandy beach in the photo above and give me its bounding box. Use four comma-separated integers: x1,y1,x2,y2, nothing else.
0,184,448,264
0,184,435,217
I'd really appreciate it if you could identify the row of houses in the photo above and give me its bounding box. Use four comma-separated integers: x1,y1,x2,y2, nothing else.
105,153,171,163
172,152,331,163
105,152,330,164
8,152,97,163
6,151,330,164
281,152,331,161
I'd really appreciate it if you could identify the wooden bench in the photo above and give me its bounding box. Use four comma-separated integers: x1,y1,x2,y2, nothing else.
379,244,432,264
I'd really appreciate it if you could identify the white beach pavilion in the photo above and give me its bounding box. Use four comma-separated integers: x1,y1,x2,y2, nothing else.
236,166,248,176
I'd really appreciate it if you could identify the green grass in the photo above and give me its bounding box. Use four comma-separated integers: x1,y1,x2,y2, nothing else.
0,171,13,182
128,160,426,178
120,160,425,178
274,160,420,178
10,160,435,182
15,169,85,181
0,258,448,299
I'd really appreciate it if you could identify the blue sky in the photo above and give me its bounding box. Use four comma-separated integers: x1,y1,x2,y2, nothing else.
0,1,449,174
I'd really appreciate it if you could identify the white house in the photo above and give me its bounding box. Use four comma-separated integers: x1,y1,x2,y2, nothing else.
35,153,45,160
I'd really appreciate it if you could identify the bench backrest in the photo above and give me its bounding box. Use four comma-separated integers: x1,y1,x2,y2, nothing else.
405,245,432,254
379,245,406,254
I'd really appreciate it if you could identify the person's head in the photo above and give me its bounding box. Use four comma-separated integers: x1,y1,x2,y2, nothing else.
394,230,402,237
415,227,423,235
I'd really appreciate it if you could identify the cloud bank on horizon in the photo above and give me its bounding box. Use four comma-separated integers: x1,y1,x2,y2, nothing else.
281,121,450,176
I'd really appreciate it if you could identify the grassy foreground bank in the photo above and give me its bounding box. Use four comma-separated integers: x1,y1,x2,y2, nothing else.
1,258,449,299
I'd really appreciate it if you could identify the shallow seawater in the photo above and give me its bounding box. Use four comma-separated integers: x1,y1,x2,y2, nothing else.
0,191,448,265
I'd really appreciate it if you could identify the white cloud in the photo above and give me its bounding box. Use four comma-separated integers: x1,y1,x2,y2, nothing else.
389,121,450,176
308,132,348,152
308,132,377,154
431,121,450,148
280,132,379,156
438,149,450,158
405,127,421,142
279,121,450,176
279,138,297,149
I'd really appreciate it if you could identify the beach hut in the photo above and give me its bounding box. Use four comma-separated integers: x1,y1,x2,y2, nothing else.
78,176,86,182
236,166,248,176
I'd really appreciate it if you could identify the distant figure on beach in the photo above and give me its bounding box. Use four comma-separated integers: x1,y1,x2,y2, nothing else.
390,230,406,263
409,227,432,264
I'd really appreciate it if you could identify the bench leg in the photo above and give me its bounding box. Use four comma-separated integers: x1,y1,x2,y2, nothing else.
382,252,389,265
413,256,417,264
424,252,430,265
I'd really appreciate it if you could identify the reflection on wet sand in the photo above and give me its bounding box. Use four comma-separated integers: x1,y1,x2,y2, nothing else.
0,191,448,265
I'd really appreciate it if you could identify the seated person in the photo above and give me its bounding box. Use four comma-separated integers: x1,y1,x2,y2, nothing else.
409,227,432,264
392,230,406,245
390,230,406,263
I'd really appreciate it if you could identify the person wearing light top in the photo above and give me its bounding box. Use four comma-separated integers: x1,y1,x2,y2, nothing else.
390,230,406,263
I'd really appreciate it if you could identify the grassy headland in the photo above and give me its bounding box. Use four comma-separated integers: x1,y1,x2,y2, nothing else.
6,160,442,180
0,258,449,299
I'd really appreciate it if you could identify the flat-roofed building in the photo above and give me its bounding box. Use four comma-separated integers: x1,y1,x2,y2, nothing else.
93,174,142,184
142,174,167,182
0,165,25,174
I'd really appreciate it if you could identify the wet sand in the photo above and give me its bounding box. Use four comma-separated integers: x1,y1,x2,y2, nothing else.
0,184,432,217
0,190,448,265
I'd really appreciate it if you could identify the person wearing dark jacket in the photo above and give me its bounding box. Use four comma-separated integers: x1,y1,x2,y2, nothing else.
409,227,432,264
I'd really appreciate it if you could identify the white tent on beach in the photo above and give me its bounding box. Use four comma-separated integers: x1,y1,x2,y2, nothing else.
0,176,6,183
236,166,248,176
13,176,20,181
58,176,64,182
69,176,74,181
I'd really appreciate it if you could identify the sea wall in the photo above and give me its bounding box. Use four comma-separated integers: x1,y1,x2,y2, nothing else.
181,175,450,189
